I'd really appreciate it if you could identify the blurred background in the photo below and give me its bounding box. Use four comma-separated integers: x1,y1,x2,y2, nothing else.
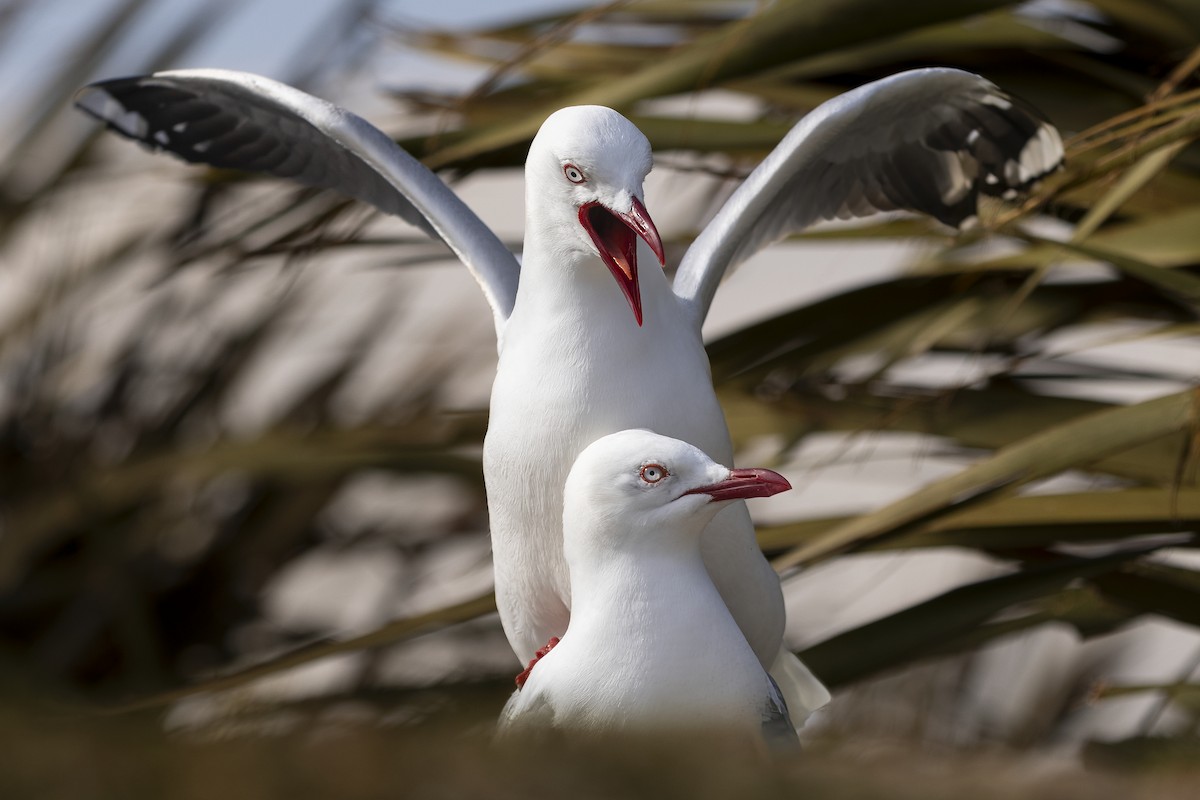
2,0,1199,796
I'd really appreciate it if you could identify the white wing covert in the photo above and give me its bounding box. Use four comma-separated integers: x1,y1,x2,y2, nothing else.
75,69,521,336
672,68,1063,324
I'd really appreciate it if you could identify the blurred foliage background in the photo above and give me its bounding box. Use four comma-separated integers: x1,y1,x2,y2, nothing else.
2,0,1200,796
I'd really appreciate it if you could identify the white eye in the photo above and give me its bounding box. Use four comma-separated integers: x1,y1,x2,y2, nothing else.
563,164,586,184
640,464,668,484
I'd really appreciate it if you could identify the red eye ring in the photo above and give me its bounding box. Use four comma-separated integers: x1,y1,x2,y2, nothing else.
563,164,586,184
640,464,668,484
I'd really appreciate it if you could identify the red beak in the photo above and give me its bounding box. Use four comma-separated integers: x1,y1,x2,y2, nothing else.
683,468,792,502
578,197,665,327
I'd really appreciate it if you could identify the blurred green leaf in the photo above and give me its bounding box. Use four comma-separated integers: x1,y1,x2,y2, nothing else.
0,420,486,589
423,0,1020,168
723,383,1190,486
797,548,1154,688
945,205,1200,274
1020,234,1200,306
774,390,1197,568
106,591,499,712
1087,0,1200,43
1072,140,1191,240
759,487,1200,552
1083,735,1200,773
1093,562,1200,627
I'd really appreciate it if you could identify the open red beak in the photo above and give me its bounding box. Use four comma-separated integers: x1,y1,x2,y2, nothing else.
578,197,665,326
683,468,792,502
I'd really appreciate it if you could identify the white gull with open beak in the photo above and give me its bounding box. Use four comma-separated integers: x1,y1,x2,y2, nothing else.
497,429,799,746
76,67,1063,722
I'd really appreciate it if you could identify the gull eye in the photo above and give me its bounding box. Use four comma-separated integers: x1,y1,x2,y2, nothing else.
563,164,586,184
639,464,668,484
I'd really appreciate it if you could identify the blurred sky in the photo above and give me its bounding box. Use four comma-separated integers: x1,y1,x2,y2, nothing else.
0,0,585,115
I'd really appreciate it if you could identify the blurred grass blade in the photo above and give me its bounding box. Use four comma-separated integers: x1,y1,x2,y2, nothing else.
0,424,485,589
105,592,498,713
773,390,1197,569
424,0,1018,167
1086,0,1200,43
1025,234,1200,306
759,487,1200,552
14,0,241,211
797,548,1154,688
1070,139,1190,240
1068,111,1200,193
1094,682,1200,717
1093,562,1200,627
0,0,153,180
743,8,1076,85
723,383,1186,485
945,205,1200,273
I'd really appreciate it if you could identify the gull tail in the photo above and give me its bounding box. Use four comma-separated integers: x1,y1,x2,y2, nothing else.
769,649,831,729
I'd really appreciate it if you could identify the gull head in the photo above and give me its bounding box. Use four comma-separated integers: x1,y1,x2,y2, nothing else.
527,106,665,326
563,429,791,556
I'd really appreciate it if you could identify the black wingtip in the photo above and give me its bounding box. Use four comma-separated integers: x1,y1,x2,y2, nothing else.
935,94,1064,229
73,76,253,167
970,94,1064,194
75,82,146,142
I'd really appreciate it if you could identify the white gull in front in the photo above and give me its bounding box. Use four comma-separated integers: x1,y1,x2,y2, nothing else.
497,429,798,746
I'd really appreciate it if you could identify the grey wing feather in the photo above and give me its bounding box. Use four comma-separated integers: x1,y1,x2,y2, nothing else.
762,674,800,749
672,68,1063,324
75,69,520,336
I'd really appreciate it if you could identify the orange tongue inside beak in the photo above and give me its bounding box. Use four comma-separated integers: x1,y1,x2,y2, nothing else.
579,198,665,327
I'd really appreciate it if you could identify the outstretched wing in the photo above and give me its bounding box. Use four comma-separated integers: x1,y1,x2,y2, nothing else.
672,68,1063,324
75,69,521,337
